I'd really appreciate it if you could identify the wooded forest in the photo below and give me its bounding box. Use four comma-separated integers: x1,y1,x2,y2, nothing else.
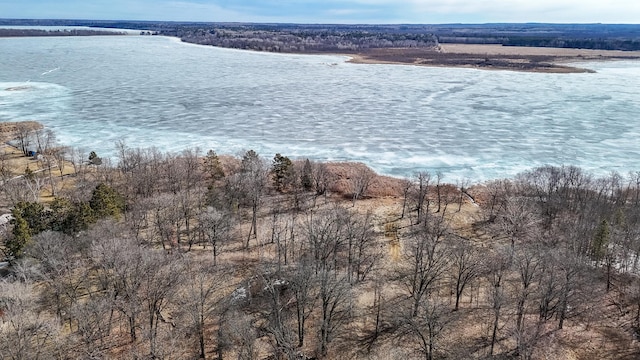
0,29,127,37
2,124,640,359
3,19,640,51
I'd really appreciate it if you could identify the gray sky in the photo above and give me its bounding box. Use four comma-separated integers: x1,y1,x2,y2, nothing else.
1,0,638,24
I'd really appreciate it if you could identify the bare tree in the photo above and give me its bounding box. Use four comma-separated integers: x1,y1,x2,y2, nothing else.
556,250,583,330
496,196,540,250
199,206,234,265
223,310,258,360
399,215,450,317
400,178,412,219
1,177,33,205
24,231,89,325
33,129,59,196
303,207,347,274
90,234,144,343
511,244,542,355
345,210,380,283
174,149,206,250
20,168,46,203
434,171,444,213
125,196,153,243
178,261,228,359
150,193,181,250
410,171,431,225
138,252,184,357
290,259,316,347
312,161,331,206
67,147,87,177
116,142,164,199
449,236,482,311
240,150,268,247
51,146,69,178
456,178,470,212
486,248,510,356
483,179,513,223
70,295,112,357
350,165,374,206
394,298,454,360
0,279,63,359
261,273,298,359
14,122,40,156
537,251,561,323
317,269,352,356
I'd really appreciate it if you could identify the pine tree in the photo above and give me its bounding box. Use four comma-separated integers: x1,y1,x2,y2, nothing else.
204,149,225,182
7,211,31,259
241,150,261,173
12,201,50,234
272,153,294,192
592,219,610,264
89,183,125,220
62,202,96,234
301,159,313,191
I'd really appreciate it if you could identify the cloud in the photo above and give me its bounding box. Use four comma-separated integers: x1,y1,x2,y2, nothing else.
205,0,640,23
1,0,639,23
398,0,640,23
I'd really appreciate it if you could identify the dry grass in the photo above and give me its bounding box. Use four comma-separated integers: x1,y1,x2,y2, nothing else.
439,43,640,58
4,134,640,359
0,121,42,142
1,143,79,211
346,44,640,73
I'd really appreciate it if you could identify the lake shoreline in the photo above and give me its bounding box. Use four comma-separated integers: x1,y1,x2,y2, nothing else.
174,37,640,73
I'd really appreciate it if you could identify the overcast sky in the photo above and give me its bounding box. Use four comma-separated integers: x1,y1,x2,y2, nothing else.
1,0,638,24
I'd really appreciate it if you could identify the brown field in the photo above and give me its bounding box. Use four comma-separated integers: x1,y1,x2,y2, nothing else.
347,44,640,73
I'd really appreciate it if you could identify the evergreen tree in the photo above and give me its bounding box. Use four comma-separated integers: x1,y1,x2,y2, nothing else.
49,197,73,232
592,219,610,264
6,211,31,259
204,149,225,182
61,202,95,234
241,150,261,173
89,183,125,220
50,197,95,234
12,201,50,234
301,158,313,191
271,153,294,192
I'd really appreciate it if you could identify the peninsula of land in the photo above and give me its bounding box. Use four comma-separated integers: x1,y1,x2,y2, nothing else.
345,44,640,73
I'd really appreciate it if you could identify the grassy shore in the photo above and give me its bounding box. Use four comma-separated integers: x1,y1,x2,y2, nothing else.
345,44,640,73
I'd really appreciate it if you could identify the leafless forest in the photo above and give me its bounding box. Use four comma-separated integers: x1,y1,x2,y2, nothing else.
2,124,640,359
0,29,128,37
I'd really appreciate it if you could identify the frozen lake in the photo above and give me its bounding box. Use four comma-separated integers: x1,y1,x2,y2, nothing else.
1,35,640,181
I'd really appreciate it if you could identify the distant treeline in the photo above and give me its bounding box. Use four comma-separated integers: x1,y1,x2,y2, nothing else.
430,23,640,51
438,35,640,51
176,26,439,52
502,37,640,51
0,28,127,37
2,19,640,51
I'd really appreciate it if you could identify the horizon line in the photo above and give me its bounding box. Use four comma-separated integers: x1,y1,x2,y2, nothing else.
2,18,640,26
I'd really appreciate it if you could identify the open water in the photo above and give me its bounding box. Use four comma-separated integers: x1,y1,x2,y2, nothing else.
1,35,640,181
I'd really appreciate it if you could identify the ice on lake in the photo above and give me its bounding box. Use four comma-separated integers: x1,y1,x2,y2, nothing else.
1,35,640,182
